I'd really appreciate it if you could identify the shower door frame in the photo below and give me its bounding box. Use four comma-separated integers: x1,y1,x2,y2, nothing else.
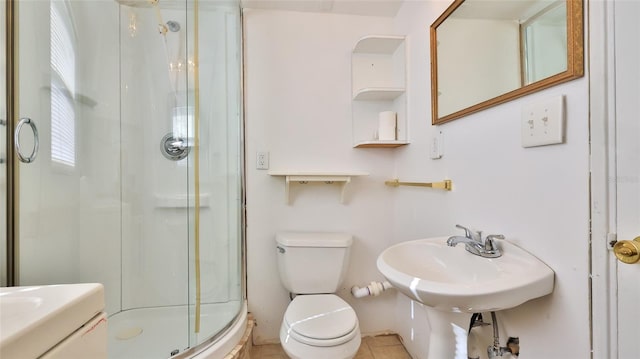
4,0,17,287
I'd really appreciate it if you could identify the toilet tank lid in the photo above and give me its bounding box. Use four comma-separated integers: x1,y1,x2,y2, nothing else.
276,232,353,248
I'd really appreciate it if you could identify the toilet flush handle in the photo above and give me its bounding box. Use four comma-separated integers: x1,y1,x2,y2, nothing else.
277,246,286,254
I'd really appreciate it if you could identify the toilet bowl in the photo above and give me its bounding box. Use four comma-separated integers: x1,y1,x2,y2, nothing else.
279,294,361,359
275,232,361,359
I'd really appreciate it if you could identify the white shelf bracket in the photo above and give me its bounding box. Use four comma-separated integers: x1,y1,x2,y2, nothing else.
269,171,367,205
285,176,292,205
340,177,351,204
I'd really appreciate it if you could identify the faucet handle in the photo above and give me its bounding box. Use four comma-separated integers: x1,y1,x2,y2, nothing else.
455,224,482,241
486,234,505,241
484,234,505,251
455,224,472,239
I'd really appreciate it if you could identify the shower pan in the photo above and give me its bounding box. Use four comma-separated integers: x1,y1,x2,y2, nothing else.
2,0,245,358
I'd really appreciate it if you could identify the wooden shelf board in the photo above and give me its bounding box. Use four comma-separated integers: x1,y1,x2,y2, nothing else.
353,141,409,148
268,171,369,204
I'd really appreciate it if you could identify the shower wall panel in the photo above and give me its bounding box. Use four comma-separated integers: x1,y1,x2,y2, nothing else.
120,7,190,310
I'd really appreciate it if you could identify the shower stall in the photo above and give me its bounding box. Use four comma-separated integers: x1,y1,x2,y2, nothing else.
1,0,245,358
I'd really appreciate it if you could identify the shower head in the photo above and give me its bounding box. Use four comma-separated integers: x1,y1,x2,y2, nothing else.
166,20,180,32
158,20,180,35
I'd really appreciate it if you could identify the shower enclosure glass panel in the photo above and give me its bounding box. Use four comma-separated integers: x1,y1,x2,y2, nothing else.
16,0,115,288
182,2,243,348
14,0,243,357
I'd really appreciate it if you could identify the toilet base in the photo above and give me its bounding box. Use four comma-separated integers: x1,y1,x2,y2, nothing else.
279,323,361,359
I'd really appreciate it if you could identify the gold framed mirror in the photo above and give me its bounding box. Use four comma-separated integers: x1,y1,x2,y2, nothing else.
430,0,583,125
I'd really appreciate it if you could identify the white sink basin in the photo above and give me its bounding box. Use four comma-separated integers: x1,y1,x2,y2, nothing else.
0,283,105,358
377,236,554,312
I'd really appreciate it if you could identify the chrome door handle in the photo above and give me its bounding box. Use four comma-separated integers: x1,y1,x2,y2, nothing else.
14,117,39,163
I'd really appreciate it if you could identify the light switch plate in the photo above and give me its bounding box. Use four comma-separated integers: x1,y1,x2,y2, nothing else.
430,131,444,159
521,95,565,148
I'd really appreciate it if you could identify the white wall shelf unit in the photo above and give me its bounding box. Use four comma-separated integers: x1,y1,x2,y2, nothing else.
352,35,408,148
268,171,368,204
353,88,405,101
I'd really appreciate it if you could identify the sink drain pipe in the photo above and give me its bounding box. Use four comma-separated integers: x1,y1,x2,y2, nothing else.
487,312,520,358
351,281,393,298
467,312,519,358
467,313,490,359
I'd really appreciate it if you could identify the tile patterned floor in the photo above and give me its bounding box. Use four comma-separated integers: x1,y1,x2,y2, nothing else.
251,334,412,359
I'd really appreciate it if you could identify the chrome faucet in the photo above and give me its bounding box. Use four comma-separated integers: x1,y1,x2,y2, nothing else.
446,224,504,258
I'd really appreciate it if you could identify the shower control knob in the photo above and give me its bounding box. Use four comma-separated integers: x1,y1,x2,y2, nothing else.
160,133,190,161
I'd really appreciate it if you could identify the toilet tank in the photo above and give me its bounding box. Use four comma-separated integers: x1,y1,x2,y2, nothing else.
276,232,353,294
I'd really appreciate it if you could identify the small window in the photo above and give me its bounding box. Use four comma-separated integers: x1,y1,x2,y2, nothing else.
50,1,76,168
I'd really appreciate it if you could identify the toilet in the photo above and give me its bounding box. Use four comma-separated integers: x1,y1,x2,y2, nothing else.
276,232,361,359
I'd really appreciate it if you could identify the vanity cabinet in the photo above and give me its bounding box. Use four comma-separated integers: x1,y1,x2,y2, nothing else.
351,35,408,148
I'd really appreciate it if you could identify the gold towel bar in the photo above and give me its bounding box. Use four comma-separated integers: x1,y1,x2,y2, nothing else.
384,179,452,191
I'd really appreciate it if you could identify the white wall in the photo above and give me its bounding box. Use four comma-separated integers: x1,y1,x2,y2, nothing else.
392,1,591,358
244,1,591,358
244,9,401,344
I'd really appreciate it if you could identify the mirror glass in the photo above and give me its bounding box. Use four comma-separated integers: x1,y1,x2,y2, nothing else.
522,2,567,84
431,0,583,124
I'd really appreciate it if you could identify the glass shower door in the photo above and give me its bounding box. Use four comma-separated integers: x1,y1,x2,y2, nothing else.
117,2,194,355
15,0,123,295
115,0,244,355
184,0,243,348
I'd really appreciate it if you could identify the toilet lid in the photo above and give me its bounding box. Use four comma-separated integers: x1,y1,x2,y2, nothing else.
284,294,358,343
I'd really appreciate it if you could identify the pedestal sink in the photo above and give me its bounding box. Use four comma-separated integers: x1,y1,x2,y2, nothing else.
377,236,554,312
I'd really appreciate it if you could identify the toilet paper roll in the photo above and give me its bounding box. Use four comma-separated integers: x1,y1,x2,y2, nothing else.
378,111,397,141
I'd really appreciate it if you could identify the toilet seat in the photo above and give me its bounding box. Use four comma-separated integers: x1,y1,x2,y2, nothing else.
283,294,359,347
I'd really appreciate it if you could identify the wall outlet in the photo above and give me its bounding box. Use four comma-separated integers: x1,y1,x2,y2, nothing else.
256,151,269,170
521,95,565,148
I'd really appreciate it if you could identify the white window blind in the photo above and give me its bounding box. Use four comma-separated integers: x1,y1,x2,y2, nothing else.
50,1,76,167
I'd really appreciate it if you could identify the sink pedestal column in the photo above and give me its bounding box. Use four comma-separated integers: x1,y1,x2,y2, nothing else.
425,307,494,359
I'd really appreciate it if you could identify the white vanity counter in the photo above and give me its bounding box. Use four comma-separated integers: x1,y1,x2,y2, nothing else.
0,283,106,359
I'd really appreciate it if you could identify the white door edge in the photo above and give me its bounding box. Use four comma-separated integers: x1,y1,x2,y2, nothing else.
588,0,618,358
